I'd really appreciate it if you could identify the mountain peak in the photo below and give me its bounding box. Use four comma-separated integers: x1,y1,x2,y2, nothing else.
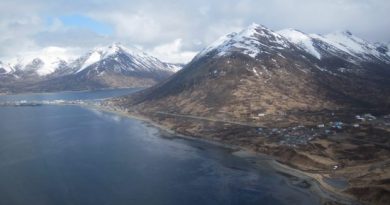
239,23,278,39
277,28,308,39
246,22,269,32
73,42,180,75
91,42,124,56
195,23,289,59
109,42,123,48
107,42,123,52
83,42,142,63
105,42,139,54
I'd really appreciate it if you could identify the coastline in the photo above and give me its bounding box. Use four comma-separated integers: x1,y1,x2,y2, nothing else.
0,87,145,97
84,103,358,205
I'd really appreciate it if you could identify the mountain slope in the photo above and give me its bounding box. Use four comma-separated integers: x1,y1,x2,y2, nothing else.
116,23,390,123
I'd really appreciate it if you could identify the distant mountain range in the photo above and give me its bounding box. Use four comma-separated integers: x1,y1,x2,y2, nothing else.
0,43,182,93
116,23,390,120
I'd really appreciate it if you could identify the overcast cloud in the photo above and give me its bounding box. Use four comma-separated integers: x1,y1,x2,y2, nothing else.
0,0,389,63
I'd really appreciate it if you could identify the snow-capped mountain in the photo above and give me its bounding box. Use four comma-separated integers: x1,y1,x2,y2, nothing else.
0,43,183,93
194,23,390,65
277,29,390,63
5,47,75,77
118,23,390,123
195,23,293,60
67,43,180,76
10,57,68,76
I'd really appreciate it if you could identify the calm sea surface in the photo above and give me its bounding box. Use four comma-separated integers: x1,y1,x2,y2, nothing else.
0,89,321,205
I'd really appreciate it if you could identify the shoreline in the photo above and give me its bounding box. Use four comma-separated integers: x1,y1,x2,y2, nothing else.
85,103,358,205
0,87,145,97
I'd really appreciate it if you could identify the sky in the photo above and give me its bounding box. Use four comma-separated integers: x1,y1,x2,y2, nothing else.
0,0,389,63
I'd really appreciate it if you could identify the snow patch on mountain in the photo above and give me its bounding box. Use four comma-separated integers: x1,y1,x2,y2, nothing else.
276,29,390,63
387,43,390,57
0,61,14,74
195,32,236,59
325,31,369,55
277,29,321,59
77,51,102,73
6,47,76,76
164,63,183,72
196,23,290,59
308,31,388,62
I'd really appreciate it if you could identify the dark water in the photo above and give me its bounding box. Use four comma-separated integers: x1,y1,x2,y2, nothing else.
0,90,322,205
323,177,349,190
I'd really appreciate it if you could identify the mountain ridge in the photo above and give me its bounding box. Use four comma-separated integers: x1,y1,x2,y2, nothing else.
118,23,390,116
0,43,182,93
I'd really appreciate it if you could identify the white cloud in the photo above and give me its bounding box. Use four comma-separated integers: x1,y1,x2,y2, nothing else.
104,12,162,42
148,39,197,63
0,0,389,63
7,46,81,64
6,46,82,75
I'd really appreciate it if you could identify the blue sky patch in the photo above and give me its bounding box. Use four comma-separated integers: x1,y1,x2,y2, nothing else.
55,14,113,35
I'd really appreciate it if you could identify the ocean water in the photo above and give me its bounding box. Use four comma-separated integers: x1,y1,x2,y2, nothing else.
0,90,321,205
